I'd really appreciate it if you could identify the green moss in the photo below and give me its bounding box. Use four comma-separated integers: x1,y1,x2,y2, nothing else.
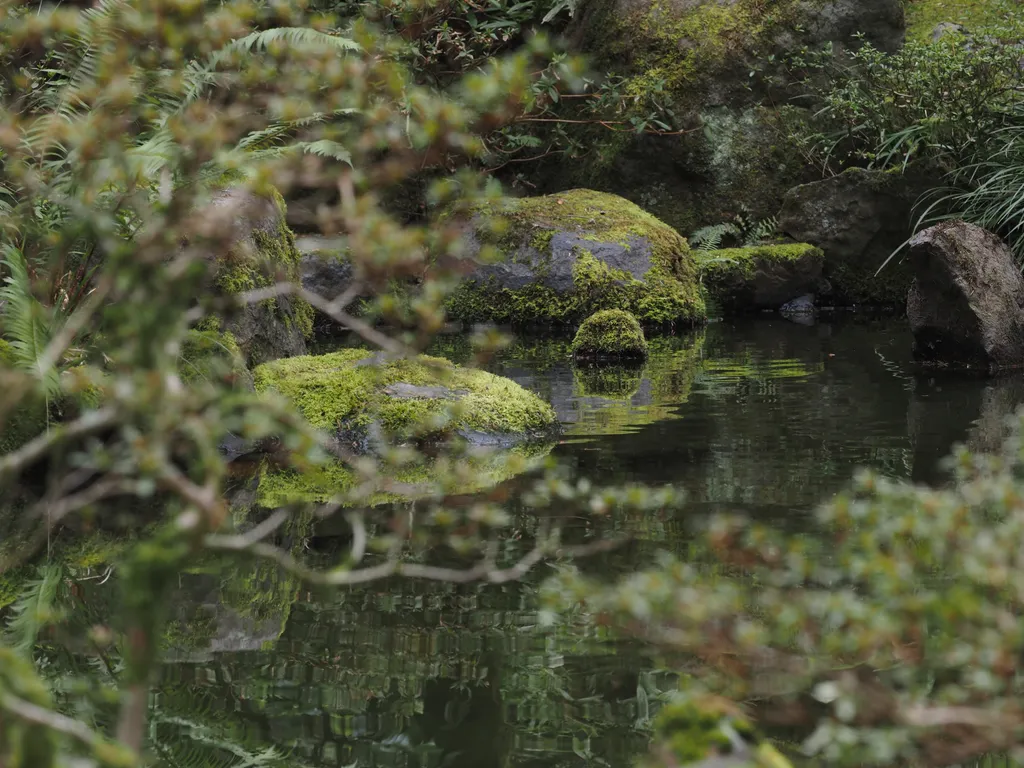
258,442,554,507
446,189,704,326
253,348,557,440
571,309,648,360
573,365,644,400
695,243,823,310
905,0,1024,40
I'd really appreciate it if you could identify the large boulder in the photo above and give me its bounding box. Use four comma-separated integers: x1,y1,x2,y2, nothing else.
203,187,313,366
695,243,824,312
446,189,705,326
907,221,1024,372
778,168,919,306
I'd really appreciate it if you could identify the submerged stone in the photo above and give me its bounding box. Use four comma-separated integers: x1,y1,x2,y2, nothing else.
696,243,824,312
446,189,705,327
907,221,1024,372
572,309,649,362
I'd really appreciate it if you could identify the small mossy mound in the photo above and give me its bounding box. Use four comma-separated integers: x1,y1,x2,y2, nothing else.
253,348,557,443
571,310,648,362
446,189,705,326
696,243,824,313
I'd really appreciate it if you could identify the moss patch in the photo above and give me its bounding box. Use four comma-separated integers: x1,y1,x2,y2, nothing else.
446,189,704,326
905,0,1024,40
253,348,557,440
572,309,648,361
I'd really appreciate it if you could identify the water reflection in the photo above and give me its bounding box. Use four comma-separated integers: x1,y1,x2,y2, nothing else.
156,316,1024,768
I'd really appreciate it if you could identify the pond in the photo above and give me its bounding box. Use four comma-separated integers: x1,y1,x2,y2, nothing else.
153,315,1024,768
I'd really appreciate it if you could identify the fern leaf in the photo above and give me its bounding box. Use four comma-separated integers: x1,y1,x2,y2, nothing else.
742,215,779,246
689,223,739,252
5,565,63,656
0,245,61,397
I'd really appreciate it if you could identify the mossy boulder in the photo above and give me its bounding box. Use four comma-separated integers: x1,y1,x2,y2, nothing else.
572,310,649,362
446,189,705,327
904,0,1024,41
779,168,919,306
253,348,558,448
696,243,824,313
205,187,314,366
532,0,904,230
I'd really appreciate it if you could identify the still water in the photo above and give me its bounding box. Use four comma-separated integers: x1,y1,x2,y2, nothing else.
156,316,1024,768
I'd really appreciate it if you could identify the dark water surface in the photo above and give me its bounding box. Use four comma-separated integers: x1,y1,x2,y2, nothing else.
156,316,1024,768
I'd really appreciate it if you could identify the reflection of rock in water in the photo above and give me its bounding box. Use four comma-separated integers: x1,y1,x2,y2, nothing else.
908,373,1024,483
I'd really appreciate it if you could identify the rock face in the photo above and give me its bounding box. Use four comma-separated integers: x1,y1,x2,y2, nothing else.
446,189,705,326
295,235,352,300
204,187,313,366
907,221,1024,371
536,0,904,232
695,243,824,312
779,169,919,306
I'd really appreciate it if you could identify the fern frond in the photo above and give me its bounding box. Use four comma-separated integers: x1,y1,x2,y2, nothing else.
0,245,62,397
5,565,64,656
742,215,779,246
689,223,739,252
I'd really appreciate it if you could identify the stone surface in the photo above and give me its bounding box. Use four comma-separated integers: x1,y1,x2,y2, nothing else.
779,168,921,306
907,221,1024,371
696,243,824,312
295,235,353,300
447,189,704,326
202,187,312,366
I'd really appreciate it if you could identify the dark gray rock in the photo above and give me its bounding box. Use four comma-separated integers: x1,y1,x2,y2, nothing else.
780,293,816,314
201,187,309,366
296,235,353,300
465,231,653,294
779,168,922,306
794,0,905,53
907,221,1024,372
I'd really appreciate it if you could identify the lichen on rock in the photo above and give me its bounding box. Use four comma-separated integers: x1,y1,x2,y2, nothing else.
252,348,558,445
446,189,705,326
695,243,824,312
572,309,649,362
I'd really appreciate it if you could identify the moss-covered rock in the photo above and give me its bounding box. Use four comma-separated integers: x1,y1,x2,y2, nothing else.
446,189,705,326
696,243,824,313
206,187,314,366
528,0,903,230
571,309,649,362
253,348,558,446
